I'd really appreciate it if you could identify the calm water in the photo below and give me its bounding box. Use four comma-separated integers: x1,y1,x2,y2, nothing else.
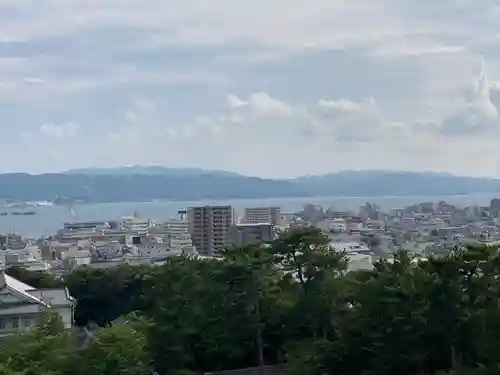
1,194,499,238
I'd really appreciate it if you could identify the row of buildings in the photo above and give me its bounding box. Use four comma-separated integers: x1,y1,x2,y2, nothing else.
0,206,285,336
0,206,288,274
187,206,281,255
7,199,500,336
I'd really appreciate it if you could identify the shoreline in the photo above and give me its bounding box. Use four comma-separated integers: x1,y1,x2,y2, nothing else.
4,191,500,208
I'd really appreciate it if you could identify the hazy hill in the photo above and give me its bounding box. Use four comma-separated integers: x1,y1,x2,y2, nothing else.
65,166,242,177
291,171,500,196
1,169,500,202
0,173,304,202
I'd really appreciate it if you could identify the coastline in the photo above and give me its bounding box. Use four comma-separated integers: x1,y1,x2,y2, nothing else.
5,191,500,208
0,193,500,238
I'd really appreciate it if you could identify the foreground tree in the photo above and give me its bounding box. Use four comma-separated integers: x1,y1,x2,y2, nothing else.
144,257,265,373
65,264,154,326
7,229,500,375
0,319,80,375
81,322,151,375
6,266,64,289
285,247,500,375
270,227,346,296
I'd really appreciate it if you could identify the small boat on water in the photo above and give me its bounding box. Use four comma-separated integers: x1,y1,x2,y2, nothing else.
10,211,36,216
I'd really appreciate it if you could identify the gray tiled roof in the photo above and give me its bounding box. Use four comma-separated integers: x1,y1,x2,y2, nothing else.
28,288,74,307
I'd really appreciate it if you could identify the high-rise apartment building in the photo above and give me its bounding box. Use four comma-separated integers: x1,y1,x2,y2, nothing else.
244,207,280,225
187,205,233,256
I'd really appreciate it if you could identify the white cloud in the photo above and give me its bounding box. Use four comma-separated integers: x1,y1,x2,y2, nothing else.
0,1,486,62
39,122,78,140
225,92,297,120
3,1,500,176
246,92,294,117
0,0,494,105
0,1,422,50
440,57,500,135
318,98,376,112
125,111,139,122
227,94,247,109
307,97,382,142
108,98,224,152
124,97,158,125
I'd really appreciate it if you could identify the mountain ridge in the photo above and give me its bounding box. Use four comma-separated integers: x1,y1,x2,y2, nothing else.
1,168,500,202
64,166,243,177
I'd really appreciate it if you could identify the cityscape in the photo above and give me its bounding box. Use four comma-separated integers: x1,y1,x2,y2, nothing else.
2,0,500,374
2,198,500,276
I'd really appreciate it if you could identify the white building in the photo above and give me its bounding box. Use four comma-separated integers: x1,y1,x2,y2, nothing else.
0,248,51,272
317,218,347,233
347,253,373,272
120,216,151,232
244,207,280,225
0,272,75,336
155,219,195,254
279,213,295,226
136,243,183,259
330,241,370,254
61,248,91,270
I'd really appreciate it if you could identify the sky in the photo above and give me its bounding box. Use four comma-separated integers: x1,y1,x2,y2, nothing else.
1,1,500,178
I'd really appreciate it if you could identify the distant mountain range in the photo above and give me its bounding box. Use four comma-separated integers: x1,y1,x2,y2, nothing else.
0,167,500,203
65,166,243,178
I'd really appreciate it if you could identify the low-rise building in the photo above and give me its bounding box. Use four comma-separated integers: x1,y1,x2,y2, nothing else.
347,253,373,272
0,272,75,336
244,207,280,225
62,248,91,270
228,223,274,247
120,216,151,232
0,248,51,272
330,241,371,254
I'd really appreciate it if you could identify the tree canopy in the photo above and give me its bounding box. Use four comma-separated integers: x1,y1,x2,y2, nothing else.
3,228,500,375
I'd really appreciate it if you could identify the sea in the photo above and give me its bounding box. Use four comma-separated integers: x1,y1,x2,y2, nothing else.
2,194,500,238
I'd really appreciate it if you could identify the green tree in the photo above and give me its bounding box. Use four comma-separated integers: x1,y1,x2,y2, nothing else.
65,264,154,326
80,323,151,375
224,243,288,367
418,246,500,369
270,227,346,296
5,266,64,289
8,229,500,375
34,310,66,338
144,257,261,373
270,227,347,346
0,330,80,375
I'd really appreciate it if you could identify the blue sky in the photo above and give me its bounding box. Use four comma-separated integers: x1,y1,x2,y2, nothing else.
1,0,500,177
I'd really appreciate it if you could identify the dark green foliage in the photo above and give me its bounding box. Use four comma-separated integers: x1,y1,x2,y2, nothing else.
81,323,151,375
64,264,153,326
5,228,500,375
6,266,64,289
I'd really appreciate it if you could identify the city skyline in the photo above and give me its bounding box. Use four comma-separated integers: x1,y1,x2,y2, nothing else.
0,2,500,178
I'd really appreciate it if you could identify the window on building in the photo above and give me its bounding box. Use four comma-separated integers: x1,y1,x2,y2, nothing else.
11,318,19,328
0,320,4,330
22,317,31,327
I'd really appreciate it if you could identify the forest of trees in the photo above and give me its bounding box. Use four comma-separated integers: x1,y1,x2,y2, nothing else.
3,227,500,375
